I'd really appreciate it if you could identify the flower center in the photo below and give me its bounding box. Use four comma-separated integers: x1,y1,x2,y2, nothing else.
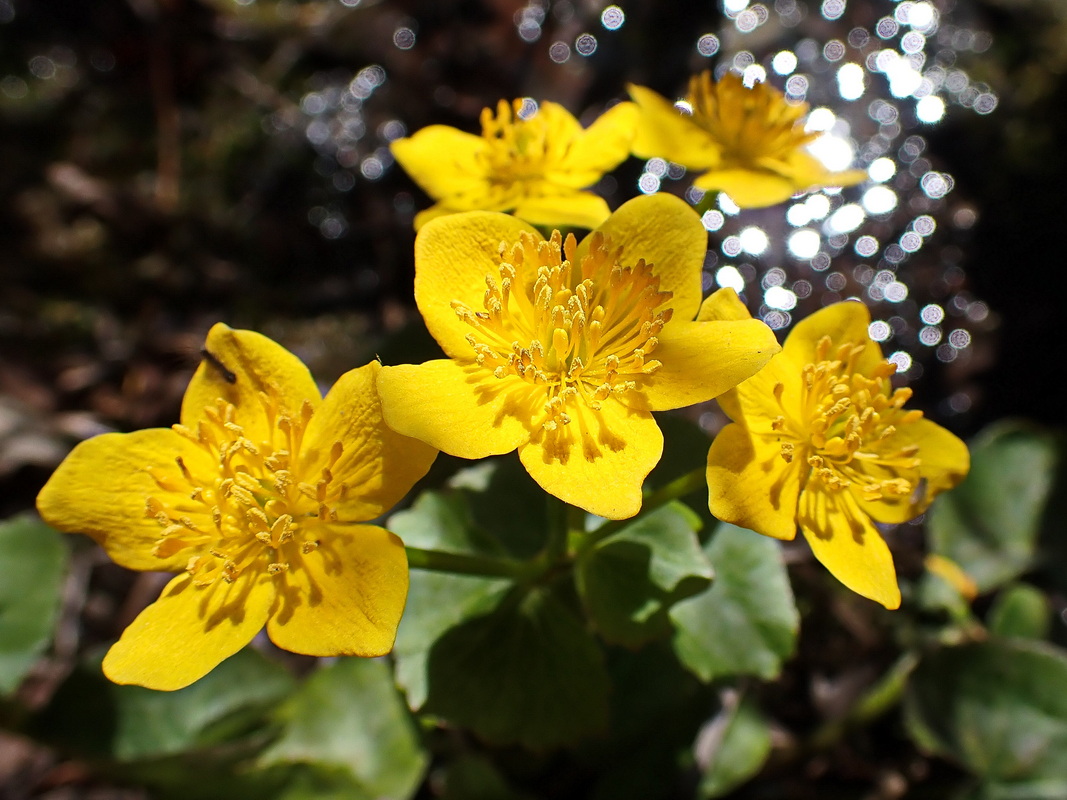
451,229,673,430
144,391,347,586
773,335,924,502
687,72,816,167
479,100,552,189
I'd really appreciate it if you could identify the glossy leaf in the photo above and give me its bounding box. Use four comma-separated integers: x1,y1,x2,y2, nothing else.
988,584,1052,641
34,647,294,761
576,502,712,647
0,515,68,694
928,422,1058,593
698,692,773,798
671,524,798,682
259,658,427,800
389,488,512,709
423,587,610,749
905,639,1067,787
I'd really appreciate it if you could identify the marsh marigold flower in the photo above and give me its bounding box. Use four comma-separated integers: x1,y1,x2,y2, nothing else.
37,324,436,690
390,98,637,230
628,71,866,208
376,194,780,519
703,293,969,608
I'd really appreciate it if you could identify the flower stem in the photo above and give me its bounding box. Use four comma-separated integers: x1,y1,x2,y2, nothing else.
805,651,920,752
404,546,533,579
578,466,707,554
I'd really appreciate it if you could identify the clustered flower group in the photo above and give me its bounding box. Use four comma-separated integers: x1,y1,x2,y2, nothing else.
37,71,969,691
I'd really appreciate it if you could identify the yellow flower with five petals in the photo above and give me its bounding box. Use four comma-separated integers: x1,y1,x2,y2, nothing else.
390,98,637,230
628,71,867,208
37,324,437,690
703,293,969,608
377,194,781,519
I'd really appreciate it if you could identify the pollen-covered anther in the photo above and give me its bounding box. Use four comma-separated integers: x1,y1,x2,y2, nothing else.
780,442,795,463
267,562,289,575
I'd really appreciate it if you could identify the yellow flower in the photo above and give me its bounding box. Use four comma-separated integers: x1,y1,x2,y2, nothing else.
628,71,867,208
390,98,637,230
37,324,437,690
376,194,780,519
704,293,969,608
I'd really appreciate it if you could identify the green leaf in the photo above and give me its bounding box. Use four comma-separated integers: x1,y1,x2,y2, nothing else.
0,515,69,694
389,489,512,709
34,647,295,761
447,456,549,559
576,502,712,647
670,524,798,682
259,658,427,800
988,584,1052,641
928,422,1058,593
438,754,532,800
905,639,1067,786
423,587,610,750
583,643,706,800
697,692,773,798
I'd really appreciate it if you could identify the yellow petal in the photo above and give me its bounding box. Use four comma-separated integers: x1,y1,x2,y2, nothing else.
390,125,486,202
302,361,437,522
551,101,638,187
706,422,800,540
267,524,408,657
692,168,797,208
798,487,901,609
102,572,274,690
628,83,719,168
784,150,867,192
36,428,211,572
377,360,535,459
414,211,541,358
182,324,321,445
513,190,611,229
857,417,970,524
518,400,661,519
783,300,880,371
911,418,970,503
577,193,707,321
696,287,753,322
637,318,781,411
413,203,461,231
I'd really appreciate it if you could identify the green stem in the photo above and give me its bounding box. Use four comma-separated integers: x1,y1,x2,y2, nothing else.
404,546,533,580
578,466,707,554
806,651,920,752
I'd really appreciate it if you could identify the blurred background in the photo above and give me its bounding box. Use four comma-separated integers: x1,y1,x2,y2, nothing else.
1,0,1066,798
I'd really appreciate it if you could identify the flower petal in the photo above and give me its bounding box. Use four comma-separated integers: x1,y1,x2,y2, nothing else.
696,287,753,322
182,324,321,444
785,150,867,192
577,193,707,321
783,300,880,371
636,318,781,411
302,361,437,522
414,212,542,358
377,360,535,459
857,417,970,524
268,524,408,657
36,428,211,572
798,487,901,609
628,83,719,169
518,399,661,519
390,125,486,202
692,168,797,208
707,422,800,540
102,573,274,690
513,190,611,230
551,101,638,187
